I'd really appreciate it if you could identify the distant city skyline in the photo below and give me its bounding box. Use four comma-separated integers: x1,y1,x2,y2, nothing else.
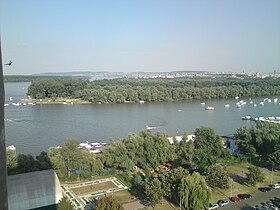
1,0,279,75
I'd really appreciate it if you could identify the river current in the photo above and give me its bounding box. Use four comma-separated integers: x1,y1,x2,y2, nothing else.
4,82,280,155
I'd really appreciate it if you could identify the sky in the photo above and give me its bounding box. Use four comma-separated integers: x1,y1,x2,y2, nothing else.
0,0,280,75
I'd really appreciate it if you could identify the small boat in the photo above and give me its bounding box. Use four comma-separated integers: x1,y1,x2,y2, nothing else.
9,97,13,101
254,104,257,107
235,96,239,100
4,104,9,107
274,98,278,103
178,110,182,112
237,104,242,108
205,106,214,110
250,101,253,104
12,103,20,106
225,104,230,107
260,102,264,106
200,102,206,105
268,99,272,103
62,102,67,105
242,115,252,120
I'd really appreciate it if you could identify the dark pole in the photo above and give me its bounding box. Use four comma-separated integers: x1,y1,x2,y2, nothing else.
0,38,9,210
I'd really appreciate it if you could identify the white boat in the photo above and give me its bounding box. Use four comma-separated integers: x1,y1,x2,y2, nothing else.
9,97,13,101
254,104,257,107
62,102,67,105
237,104,242,108
274,98,278,103
178,110,182,112
4,104,9,107
260,101,264,106
205,106,214,110
242,115,252,120
250,101,253,104
12,103,20,106
225,104,230,107
200,102,206,105
235,96,239,100
268,99,272,103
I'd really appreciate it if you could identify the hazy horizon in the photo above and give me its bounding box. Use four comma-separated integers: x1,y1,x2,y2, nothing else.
1,0,280,75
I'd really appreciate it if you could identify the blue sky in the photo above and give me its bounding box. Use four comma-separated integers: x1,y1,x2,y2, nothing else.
0,0,279,75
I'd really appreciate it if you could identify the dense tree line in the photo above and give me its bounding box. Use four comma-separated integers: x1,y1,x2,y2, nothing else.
4,75,74,83
235,122,280,168
27,77,280,103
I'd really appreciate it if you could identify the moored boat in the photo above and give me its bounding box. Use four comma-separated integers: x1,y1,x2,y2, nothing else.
205,106,214,110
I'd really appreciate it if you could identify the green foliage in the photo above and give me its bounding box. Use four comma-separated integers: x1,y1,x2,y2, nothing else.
174,140,194,167
102,130,176,171
193,127,224,171
206,165,229,189
246,166,265,186
48,139,104,178
144,178,165,207
6,149,17,174
179,172,211,210
57,197,74,210
267,150,280,168
27,77,280,103
235,123,280,158
94,196,124,210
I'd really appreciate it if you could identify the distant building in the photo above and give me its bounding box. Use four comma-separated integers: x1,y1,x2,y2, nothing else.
8,170,63,210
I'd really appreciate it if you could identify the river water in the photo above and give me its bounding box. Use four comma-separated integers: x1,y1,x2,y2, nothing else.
3,82,280,155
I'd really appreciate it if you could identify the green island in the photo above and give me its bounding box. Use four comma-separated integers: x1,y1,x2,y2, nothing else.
6,122,280,210
26,77,280,104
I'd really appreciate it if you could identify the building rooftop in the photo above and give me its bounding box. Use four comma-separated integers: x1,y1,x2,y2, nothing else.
8,170,63,210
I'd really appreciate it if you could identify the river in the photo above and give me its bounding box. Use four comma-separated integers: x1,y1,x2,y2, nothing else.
3,82,280,155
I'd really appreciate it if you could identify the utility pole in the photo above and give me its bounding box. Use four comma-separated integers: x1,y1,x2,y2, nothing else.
0,39,9,209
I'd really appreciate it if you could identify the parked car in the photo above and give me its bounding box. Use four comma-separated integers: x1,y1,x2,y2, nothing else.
272,183,280,189
255,205,265,210
238,194,252,200
207,203,219,210
258,187,272,192
217,200,229,206
229,196,241,203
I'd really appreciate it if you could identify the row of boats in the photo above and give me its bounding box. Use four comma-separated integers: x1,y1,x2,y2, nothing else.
202,97,279,110
242,115,280,124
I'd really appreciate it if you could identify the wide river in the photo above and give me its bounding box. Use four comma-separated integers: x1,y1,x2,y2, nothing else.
4,82,280,155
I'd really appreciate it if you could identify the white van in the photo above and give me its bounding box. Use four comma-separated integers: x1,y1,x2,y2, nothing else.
272,183,280,189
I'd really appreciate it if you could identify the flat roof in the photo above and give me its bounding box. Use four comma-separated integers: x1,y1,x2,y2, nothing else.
8,170,63,210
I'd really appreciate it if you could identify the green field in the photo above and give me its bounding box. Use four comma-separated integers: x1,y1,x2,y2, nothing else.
71,181,116,195
210,162,280,203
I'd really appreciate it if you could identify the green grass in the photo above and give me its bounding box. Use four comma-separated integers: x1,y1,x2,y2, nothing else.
71,182,116,195
210,162,280,203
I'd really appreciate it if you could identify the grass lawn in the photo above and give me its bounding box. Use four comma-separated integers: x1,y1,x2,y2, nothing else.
91,190,136,204
210,162,280,203
71,181,116,195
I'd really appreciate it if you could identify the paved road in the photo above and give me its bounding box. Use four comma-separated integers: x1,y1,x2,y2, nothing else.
219,188,280,210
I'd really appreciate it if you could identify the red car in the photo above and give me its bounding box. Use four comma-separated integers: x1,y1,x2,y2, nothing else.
229,196,241,203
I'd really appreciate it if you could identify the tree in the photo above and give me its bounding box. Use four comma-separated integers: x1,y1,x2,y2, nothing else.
57,197,74,210
6,149,17,174
94,196,124,210
60,139,83,177
36,151,52,170
206,165,229,189
246,166,264,186
144,178,165,208
179,172,211,210
194,127,224,171
267,150,280,169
